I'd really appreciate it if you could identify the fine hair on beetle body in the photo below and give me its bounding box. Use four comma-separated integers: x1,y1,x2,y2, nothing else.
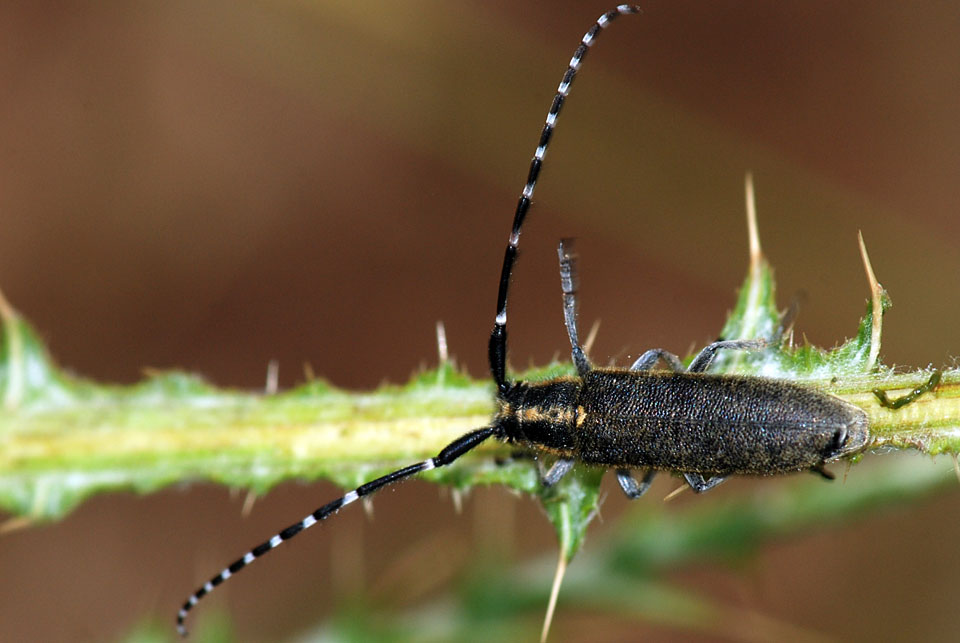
176,5,871,636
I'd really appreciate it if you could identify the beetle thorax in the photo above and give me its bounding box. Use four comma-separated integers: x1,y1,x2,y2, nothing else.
495,379,582,454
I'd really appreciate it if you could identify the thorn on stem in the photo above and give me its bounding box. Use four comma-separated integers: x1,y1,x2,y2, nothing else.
744,172,762,272
436,320,449,365
583,319,601,357
265,360,279,395
241,491,258,518
663,484,688,503
858,231,883,370
541,546,568,643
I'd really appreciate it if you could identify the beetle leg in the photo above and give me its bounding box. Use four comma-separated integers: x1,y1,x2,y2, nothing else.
540,457,575,487
616,468,655,499
810,465,835,480
630,349,685,372
557,240,592,376
687,339,768,373
683,472,727,493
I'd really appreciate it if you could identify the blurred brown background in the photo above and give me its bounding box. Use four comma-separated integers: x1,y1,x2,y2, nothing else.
2,1,959,641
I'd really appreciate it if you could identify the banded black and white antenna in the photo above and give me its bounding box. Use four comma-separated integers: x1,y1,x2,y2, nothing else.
488,4,639,390
176,5,641,636
175,428,494,636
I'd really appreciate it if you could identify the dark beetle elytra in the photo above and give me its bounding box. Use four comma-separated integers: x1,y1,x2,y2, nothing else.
499,369,868,485
177,5,869,635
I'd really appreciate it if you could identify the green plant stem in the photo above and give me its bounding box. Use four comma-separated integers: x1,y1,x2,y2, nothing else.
1,352,956,522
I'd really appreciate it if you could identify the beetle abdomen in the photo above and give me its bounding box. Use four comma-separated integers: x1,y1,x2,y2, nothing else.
575,370,869,475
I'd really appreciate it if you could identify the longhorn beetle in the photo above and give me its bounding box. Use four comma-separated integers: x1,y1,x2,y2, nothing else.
177,5,871,635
